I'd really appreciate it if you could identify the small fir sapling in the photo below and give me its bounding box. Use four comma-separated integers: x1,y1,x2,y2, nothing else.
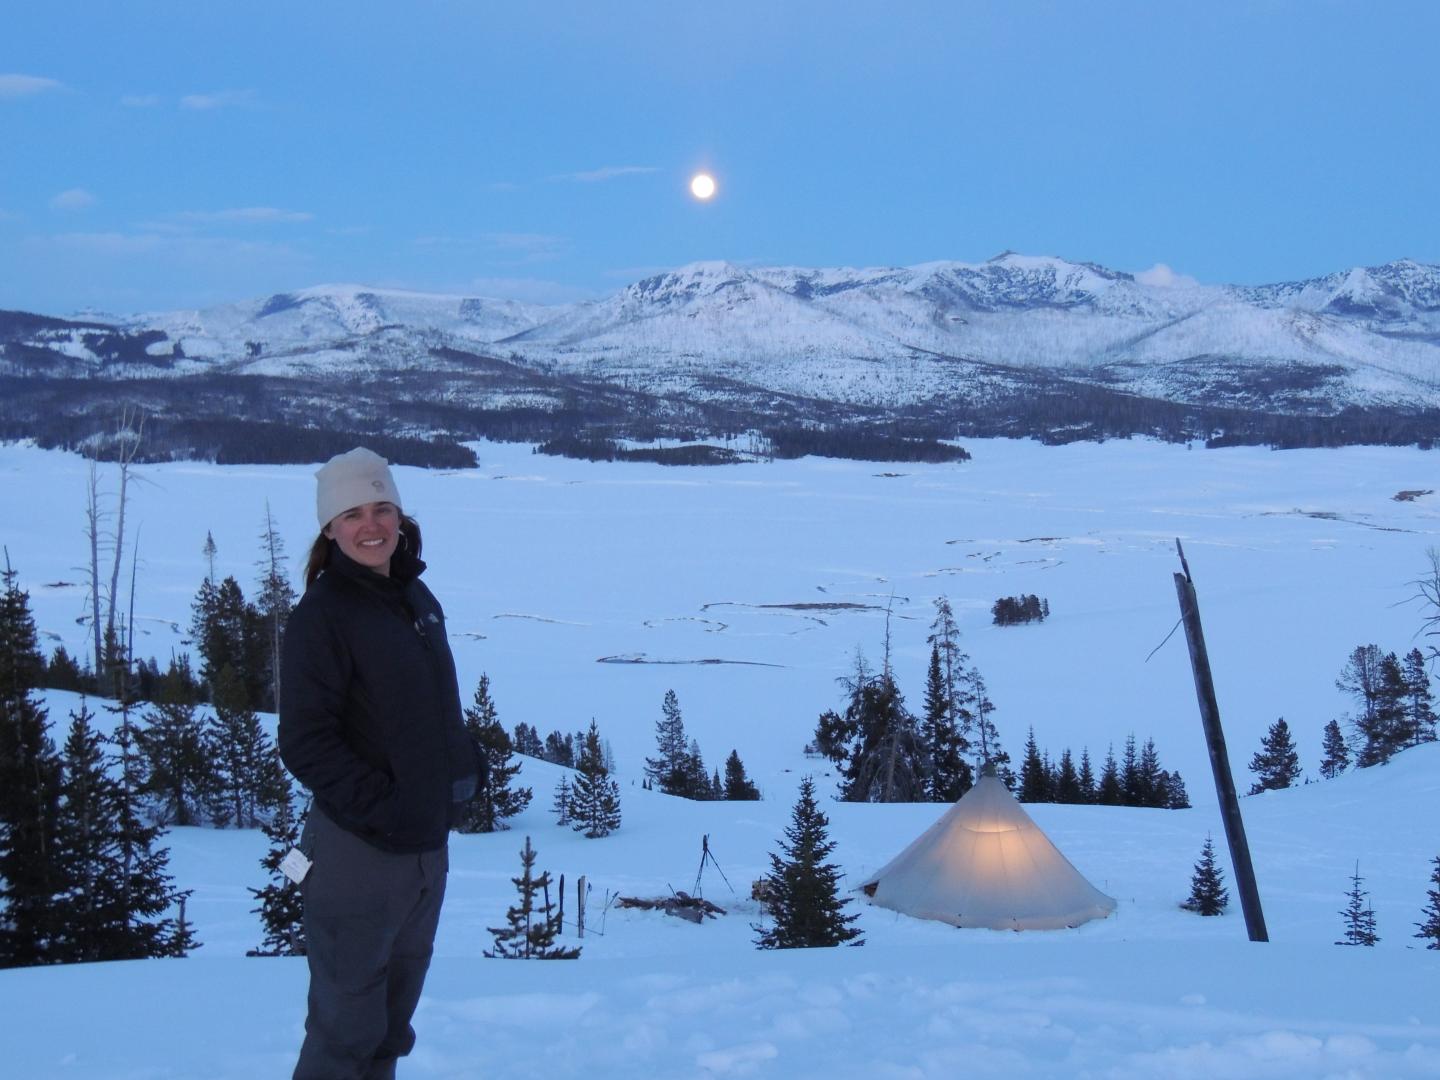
1337,861,1379,946
485,836,579,960
1181,835,1229,916
1414,855,1440,950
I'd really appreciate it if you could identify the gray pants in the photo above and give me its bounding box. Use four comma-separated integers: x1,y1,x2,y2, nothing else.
294,808,448,1080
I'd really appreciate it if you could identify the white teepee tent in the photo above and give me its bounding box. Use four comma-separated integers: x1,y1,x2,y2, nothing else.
860,772,1117,930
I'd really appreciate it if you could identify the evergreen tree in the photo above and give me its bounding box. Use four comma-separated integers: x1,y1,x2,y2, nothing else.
753,777,863,950
722,749,761,800
570,720,621,838
52,703,114,963
207,664,285,828
103,698,195,958
1053,748,1084,804
0,559,63,968
512,722,543,758
1096,745,1124,806
1337,862,1379,946
1356,652,1409,767
1416,855,1440,950
820,647,926,804
253,503,297,713
190,574,264,707
44,645,87,693
551,775,573,826
484,836,579,959
1120,734,1143,806
1018,727,1051,803
683,737,710,800
247,767,307,957
541,730,574,767
1319,719,1351,780
710,768,724,801
1076,747,1097,804
1401,648,1438,748
644,689,691,796
919,643,972,802
136,688,213,826
1137,738,1167,808
1181,835,1229,916
458,674,532,833
1163,770,1191,810
1248,717,1302,794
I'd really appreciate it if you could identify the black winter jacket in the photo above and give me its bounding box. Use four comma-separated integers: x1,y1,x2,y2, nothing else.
279,542,482,853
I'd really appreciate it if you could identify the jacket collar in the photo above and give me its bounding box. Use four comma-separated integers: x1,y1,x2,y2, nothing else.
324,540,427,590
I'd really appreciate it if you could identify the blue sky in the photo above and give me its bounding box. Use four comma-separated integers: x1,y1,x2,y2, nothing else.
4,1,1437,314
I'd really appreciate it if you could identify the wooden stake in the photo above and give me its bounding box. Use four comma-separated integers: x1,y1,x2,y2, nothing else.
1173,540,1269,942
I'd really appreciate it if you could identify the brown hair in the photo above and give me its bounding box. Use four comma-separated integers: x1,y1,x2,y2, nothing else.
303,514,423,588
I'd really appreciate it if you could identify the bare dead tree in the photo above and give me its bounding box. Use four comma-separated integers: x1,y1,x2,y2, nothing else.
1410,546,1440,668
84,455,105,674
104,410,145,667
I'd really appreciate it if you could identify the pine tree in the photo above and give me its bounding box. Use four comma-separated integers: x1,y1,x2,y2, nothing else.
570,720,620,838
551,775,573,826
1120,734,1143,806
1248,717,1302,794
684,737,710,800
458,674,532,833
1337,861,1379,946
190,574,264,707
1415,855,1440,950
136,688,214,826
247,768,307,957
722,749,761,800
52,702,115,963
1163,770,1191,809
753,777,863,950
1137,738,1167,808
1319,719,1351,780
541,730,574,767
644,689,691,796
1401,648,1437,748
1356,652,1409,767
1076,747,1097,804
1019,727,1051,803
103,697,196,958
512,722,543,758
1096,745,1124,806
0,559,63,968
1181,835,1229,916
919,643,971,802
1053,748,1083,804
207,664,284,828
484,836,579,959
253,503,297,713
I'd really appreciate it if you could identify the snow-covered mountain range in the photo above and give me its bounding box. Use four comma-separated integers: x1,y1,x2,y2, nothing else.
4,254,1440,456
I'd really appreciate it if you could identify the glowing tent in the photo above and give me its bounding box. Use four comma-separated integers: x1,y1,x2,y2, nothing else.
860,771,1116,931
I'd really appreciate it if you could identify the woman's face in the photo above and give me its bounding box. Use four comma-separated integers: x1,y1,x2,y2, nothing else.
324,500,400,575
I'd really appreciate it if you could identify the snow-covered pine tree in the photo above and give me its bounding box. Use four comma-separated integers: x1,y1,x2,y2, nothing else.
1319,719,1351,780
644,689,691,796
484,835,579,959
1181,834,1229,916
247,763,307,957
570,720,620,838
458,673,532,833
753,776,863,950
1248,716,1302,794
0,557,63,968
722,749,761,800
1416,855,1440,950
1337,861,1379,945
1053,748,1083,804
551,774,573,826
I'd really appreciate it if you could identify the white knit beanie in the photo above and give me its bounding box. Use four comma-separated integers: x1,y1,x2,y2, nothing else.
315,447,403,528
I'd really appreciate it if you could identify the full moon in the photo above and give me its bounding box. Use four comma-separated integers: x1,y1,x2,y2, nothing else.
690,173,717,200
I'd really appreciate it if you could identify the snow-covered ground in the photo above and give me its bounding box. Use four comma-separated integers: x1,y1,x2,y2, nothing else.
2,438,1439,1077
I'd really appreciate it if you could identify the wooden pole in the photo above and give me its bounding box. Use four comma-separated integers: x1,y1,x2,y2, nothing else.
1173,540,1269,942
577,875,587,939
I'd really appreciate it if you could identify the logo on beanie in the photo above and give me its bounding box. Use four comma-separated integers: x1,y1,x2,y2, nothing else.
372,480,384,491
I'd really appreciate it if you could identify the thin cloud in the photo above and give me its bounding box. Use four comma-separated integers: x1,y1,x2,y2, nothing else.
120,94,162,108
1135,263,1202,289
47,230,307,264
50,188,97,211
172,207,314,225
0,73,63,99
180,89,257,110
553,165,659,183
486,232,566,262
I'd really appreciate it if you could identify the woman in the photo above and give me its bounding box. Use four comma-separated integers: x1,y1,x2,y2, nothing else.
279,447,482,1080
